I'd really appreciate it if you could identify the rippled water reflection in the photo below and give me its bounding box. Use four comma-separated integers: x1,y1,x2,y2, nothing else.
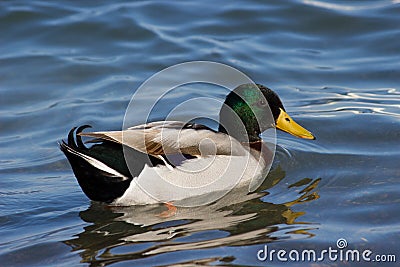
64,169,320,266
1,0,399,266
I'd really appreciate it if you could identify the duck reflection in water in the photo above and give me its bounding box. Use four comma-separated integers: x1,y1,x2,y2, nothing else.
64,167,321,265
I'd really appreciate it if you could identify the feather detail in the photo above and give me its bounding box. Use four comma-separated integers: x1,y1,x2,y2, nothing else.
78,121,247,158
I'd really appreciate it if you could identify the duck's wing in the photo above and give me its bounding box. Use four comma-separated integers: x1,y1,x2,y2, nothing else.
79,121,246,157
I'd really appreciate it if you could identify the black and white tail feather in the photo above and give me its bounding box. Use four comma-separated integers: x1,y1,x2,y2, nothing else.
59,125,165,203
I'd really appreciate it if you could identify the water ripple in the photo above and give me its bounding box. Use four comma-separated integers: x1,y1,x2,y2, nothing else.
302,0,399,13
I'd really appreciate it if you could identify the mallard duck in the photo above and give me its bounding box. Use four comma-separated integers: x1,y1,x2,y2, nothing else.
60,84,314,206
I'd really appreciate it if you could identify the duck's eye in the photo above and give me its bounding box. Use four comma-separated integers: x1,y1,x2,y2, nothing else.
258,99,267,107
285,117,290,122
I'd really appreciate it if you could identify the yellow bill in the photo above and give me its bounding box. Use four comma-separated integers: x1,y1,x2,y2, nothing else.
276,108,315,140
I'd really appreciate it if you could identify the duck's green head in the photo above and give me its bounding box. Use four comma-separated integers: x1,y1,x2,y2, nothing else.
219,83,315,142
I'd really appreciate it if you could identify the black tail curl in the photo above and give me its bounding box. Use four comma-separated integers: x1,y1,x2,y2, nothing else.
60,126,133,203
